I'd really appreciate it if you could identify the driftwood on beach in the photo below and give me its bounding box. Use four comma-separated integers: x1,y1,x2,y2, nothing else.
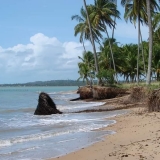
34,92,62,115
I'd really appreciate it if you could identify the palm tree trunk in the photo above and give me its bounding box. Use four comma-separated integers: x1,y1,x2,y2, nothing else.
83,0,99,81
103,21,118,82
146,0,153,85
137,2,140,84
111,0,118,83
140,30,146,76
82,38,87,53
157,71,160,81
112,0,117,40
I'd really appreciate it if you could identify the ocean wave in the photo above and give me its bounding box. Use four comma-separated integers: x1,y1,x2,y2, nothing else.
38,118,107,125
37,90,77,96
0,140,12,147
2,110,123,129
58,102,106,111
49,90,77,95
0,120,116,148
5,117,107,128
0,108,35,114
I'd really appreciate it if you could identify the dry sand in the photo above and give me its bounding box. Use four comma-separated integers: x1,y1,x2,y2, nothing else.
49,107,160,160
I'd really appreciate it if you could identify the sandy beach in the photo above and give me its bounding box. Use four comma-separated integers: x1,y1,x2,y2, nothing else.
48,86,160,160
49,106,160,160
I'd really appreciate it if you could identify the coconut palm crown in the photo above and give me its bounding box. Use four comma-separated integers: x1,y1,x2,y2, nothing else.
71,6,103,47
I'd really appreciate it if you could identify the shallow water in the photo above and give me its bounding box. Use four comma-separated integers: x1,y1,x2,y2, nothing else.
0,86,127,160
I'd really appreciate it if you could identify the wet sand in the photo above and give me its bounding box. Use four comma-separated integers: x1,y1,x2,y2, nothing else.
49,106,160,160
47,90,160,160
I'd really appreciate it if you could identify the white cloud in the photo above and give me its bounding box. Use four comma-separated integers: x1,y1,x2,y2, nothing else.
0,33,87,83
62,42,82,59
30,33,62,46
0,25,147,84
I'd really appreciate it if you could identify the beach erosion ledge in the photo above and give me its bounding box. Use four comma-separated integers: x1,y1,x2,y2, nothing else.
34,86,128,115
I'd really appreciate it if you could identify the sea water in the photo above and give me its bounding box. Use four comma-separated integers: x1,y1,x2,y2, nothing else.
0,86,126,160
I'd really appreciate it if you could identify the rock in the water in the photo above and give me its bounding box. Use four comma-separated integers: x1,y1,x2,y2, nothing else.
34,92,62,115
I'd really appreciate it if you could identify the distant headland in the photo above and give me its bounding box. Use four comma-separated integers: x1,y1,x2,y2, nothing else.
0,80,86,87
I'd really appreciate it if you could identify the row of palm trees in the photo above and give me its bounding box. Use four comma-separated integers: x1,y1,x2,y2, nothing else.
72,0,160,85
78,39,160,84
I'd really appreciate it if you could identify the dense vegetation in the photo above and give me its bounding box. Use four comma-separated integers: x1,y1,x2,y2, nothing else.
72,0,160,86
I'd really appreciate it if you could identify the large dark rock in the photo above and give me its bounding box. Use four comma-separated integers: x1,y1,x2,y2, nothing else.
34,92,62,115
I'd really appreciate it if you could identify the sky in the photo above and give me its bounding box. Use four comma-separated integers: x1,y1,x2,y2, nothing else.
0,0,149,84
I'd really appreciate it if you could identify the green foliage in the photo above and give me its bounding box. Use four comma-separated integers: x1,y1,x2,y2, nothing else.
89,0,120,29
77,51,95,84
73,0,160,85
71,6,103,44
152,43,160,81
97,69,115,85
153,13,160,44
121,0,159,25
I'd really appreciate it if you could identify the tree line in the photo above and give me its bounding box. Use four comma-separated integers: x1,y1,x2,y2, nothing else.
0,80,86,87
72,0,160,85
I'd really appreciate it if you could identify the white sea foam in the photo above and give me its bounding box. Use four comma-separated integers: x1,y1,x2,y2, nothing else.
0,119,116,148
57,138,77,143
58,102,106,111
38,118,105,126
49,90,77,95
0,140,12,147
5,110,122,129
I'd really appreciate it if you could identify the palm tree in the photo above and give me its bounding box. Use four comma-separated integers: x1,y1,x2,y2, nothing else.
121,0,147,84
71,7,103,52
153,12,160,30
99,38,120,70
121,0,159,84
99,39,112,71
83,0,100,81
152,44,160,81
153,12,160,44
112,0,117,39
146,0,153,85
120,44,140,82
154,28,160,43
89,0,120,82
77,51,95,84
146,0,160,85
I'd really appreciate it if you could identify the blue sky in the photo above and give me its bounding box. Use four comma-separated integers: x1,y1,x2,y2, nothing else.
0,0,148,84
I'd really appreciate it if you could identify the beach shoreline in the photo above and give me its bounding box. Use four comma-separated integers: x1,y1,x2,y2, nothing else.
48,105,160,160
